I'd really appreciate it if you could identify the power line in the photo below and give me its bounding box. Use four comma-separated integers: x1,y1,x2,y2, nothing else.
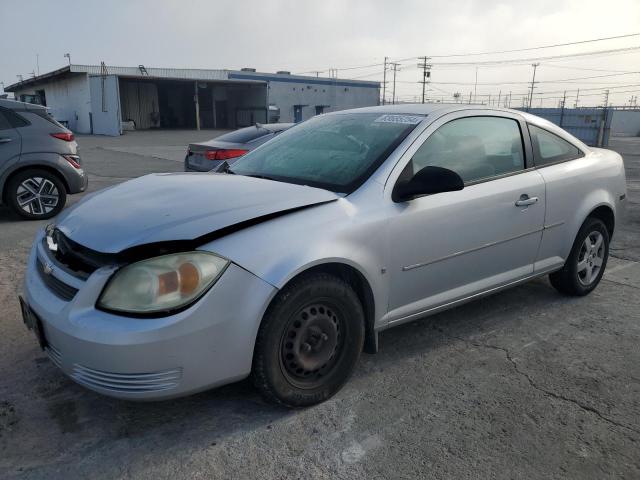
294,33,640,75
420,32,640,58
425,45,640,67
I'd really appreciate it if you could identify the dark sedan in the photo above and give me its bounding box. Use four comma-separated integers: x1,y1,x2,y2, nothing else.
185,123,293,172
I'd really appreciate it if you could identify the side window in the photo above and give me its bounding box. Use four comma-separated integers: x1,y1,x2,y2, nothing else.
0,111,12,130
528,124,583,166
411,116,525,183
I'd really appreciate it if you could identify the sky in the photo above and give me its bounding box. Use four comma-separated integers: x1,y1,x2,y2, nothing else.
1,0,640,107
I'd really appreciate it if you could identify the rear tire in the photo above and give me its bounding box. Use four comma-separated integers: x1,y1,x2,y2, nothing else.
549,217,609,296
6,169,67,220
252,272,364,407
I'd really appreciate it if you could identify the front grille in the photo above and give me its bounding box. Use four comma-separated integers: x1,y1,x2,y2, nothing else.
70,364,182,394
48,229,113,278
36,258,78,301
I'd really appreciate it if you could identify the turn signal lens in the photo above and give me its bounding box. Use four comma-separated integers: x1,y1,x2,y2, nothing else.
98,252,229,315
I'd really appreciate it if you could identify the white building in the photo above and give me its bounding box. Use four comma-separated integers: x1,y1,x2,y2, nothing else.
5,64,380,135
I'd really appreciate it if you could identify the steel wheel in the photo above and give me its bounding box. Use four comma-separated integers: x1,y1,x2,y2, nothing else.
576,231,605,286
279,302,344,388
253,272,364,407
16,176,60,216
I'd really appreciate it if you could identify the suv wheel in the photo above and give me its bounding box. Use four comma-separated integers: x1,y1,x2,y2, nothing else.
252,272,365,407
6,169,67,220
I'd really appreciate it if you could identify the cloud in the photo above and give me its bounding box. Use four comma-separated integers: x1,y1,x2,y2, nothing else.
1,0,639,105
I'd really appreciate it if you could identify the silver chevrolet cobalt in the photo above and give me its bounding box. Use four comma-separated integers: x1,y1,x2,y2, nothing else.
21,105,627,407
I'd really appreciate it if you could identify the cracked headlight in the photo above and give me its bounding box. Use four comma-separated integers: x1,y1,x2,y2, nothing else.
98,252,229,315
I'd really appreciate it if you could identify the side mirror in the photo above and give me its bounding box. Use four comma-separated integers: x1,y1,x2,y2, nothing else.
392,166,464,202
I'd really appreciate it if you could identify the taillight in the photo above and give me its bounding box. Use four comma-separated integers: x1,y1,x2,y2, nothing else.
51,132,75,142
62,154,81,169
204,149,248,160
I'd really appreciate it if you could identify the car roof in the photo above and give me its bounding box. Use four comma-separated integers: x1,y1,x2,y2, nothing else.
259,123,294,132
0,98,47,112
335,103,523,117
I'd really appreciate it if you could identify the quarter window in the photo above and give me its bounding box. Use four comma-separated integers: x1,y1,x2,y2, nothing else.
2,108,29,128
410,116,525,183
528,124,583,166
0,111,11,130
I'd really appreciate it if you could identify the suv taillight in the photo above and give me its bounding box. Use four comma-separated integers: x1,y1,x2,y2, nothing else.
51,132,75,142
205,149,248,160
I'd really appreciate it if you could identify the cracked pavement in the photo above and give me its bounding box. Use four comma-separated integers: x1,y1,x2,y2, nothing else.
0,133,638,479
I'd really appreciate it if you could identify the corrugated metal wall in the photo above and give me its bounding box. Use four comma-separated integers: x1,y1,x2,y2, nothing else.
521,107,612,146
120,81,160,129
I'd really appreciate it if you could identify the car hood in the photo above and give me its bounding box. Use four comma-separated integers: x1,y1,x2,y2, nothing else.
56,173,339,254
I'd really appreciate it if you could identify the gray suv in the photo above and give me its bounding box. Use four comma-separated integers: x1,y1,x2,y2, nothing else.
0,99,87,220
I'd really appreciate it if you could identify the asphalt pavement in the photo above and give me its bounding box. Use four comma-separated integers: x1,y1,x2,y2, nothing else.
0,132,638,480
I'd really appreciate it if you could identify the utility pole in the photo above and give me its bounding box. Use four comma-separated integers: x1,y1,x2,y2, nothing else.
36,54,40,76
603,89,610,108
468,91,472,104
527,62,540,110
474,67,478,103
574,89,580,108
508,91,512,108
497,90,501,107
391,62,399,105
418,56,431,104
560,90,567,127
382,57,388,105
64,53,71,65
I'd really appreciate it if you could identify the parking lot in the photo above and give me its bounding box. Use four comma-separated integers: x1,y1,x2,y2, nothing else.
1,132,638,479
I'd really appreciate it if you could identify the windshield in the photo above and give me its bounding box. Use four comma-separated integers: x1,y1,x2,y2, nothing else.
229,113,423,193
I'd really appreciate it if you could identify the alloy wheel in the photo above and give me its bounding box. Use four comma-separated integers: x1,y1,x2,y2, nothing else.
577,231,605,286
16,177,60,216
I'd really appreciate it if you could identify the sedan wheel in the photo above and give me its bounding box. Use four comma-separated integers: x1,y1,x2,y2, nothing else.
576,231,605,286
549,217,609,296
6,169,67,220
253,272,364,407
280,302,344,388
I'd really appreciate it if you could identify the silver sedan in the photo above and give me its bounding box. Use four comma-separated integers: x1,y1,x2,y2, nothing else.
21,104,627,407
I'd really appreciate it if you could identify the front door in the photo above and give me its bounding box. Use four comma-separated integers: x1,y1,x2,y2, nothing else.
386,113,545,323
294,105,303,123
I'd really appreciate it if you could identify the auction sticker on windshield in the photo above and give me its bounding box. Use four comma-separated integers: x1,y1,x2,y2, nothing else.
374,114,423,124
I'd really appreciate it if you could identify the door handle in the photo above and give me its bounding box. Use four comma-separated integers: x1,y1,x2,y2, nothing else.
0,138,12,144
515,194,538,207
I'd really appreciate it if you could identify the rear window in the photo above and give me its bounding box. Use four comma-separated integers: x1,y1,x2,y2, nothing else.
217,126,270,144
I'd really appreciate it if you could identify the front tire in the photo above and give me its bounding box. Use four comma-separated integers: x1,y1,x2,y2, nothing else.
549,217,610,296
252,272,365,407
6,169,67,220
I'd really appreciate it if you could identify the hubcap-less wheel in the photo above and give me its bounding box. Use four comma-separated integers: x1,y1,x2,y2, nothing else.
16,177,59,216
280,303,344,388
577,231,605,286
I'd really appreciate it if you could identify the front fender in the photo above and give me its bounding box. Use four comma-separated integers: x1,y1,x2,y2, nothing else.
201,196,391,328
